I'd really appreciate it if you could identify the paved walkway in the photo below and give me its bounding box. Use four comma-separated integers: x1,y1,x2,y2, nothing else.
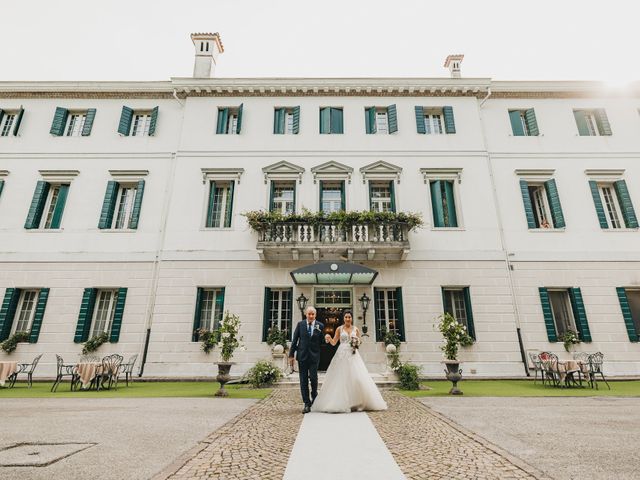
283,412,405,480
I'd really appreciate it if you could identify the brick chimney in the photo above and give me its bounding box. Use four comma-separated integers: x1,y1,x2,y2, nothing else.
191,32,224,78
444,54,464,79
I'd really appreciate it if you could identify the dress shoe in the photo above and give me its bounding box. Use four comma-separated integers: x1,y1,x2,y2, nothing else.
303,404,311,414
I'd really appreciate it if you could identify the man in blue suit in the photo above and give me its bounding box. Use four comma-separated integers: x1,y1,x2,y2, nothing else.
289,306,324,413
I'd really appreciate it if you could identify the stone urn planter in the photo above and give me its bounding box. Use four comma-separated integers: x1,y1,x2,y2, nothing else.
215,362,234,397
443,360,463,395
272,344,285,355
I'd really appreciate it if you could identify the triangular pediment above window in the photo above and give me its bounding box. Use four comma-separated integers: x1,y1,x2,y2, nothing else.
359,161,402,183
310,161,354,183
262,161,305,184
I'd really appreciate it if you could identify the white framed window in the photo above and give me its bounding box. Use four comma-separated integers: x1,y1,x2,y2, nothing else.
529,184,552,229
599,184,624,229
199,288,224,331
40,184,68,229
12,290,39,334
1,114,16,137
548,289,577,337
113,184,138,229
424,111,443,135
271,181,295,214
374,288,405,341
285,111,295,134
65,113,87,137
517,111,530,136
91,289,118,337
370,181,393,213
206,181,234,228
131,113,151,136
375,110,389,134
228,113,239,135
268,289,292,334
442,288,471,332
320,181,343,213
583,112,598,136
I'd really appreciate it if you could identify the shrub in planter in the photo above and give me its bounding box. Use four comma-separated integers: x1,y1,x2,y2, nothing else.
82,332,109,355
266,326,289,350
1,331,30,354
245,360,283,388
396,362,421,390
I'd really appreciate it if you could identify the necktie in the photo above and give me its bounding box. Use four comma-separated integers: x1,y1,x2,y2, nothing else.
308,323,312,336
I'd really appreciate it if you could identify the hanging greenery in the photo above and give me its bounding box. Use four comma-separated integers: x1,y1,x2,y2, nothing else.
1,331,30,354
82,332,109,355
242,209,424,232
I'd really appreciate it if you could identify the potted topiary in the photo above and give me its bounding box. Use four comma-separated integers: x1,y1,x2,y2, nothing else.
437,313,474,395
266,326,289,355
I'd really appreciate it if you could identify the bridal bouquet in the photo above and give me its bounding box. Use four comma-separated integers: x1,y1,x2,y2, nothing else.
349,336,361,355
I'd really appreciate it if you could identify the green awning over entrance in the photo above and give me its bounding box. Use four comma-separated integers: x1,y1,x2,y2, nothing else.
290,262,378,285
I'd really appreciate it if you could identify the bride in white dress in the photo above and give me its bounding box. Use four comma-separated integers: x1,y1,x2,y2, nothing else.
311,311,388,413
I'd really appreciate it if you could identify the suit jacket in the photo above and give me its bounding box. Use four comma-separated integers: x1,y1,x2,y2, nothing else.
289,320,324,365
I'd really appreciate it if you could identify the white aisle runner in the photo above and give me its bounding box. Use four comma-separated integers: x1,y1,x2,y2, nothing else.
283,412,406,480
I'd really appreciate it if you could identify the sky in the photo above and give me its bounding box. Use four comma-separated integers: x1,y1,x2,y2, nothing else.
2,0,638,85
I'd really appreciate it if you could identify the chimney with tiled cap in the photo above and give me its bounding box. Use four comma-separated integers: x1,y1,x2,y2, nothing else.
444,54,464,79
191,32,224,78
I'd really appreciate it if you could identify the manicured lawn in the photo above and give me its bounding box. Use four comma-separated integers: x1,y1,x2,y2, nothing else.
401,380,640,397
0,381,272,399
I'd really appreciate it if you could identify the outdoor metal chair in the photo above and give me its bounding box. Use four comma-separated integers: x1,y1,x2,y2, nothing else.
96,354,124,391
539,352,561,387
118,354,138,387
587,352,610,390
51,355,78,392
572,352,590,385
8,353,43,388
527,351,544,384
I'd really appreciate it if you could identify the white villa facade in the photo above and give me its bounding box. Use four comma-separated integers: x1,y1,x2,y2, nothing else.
1,34,639,378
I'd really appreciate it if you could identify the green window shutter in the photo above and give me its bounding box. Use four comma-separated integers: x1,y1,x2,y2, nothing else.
292,106,300,134
374,289,383,341
569,287,591,342
395,287,406,342
574,110,590,136
236,103,244,134
0,180,4,199
331,108,343,134
24,181,50,229
81,108,96,136
442,106,456,134
387,104,398,133
128,179,145,229
148,106,159,136
538,287,557,342
588,181,609,229
365,107,376,134
613,180,638,228
0,288,21,342
0,109,3,126
415,106,426,134
118,106,134,136
292,182,297,213
269,181,276,212
217,108,229,134
274,108,285,134
74,288,97,343
318,180,324,212
442,288,452,316
368,181,374,211
262,287,272,342
616,288,639,342
206,181,216,227
50,107,68,136
319,107,330,134
340,181,346,211
29,288,49,343
519,179,536,229
214,288,225,329
463,287,476,340
595,108,612,136
430,180,445,227
224,181,234,228
98,181,119,229
389,181,396,213
525,109,539,136
509,110,525,136
544,179,565,228
192,288,203,341
49,184,69,229
13,108,24,136
109,288,127,343
442,180,458,228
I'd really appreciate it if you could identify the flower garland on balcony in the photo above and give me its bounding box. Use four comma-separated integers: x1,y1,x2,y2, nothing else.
242,209,423,233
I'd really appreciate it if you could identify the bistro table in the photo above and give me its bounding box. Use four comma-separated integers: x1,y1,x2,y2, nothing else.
75,362,102,389
555,359,589,386
0,361,18,387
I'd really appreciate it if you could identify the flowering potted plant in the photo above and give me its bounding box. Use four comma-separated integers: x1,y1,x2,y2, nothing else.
559,330,580,352
199,311,244,396
437,313,474,395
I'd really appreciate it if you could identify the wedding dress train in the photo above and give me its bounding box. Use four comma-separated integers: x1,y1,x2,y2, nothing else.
311,327,388,413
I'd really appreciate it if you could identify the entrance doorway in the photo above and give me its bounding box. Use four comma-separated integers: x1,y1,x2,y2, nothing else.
314,288,352,371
